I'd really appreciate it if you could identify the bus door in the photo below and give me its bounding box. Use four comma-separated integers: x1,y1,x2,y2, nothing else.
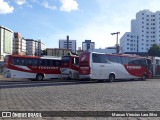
71,57,79,70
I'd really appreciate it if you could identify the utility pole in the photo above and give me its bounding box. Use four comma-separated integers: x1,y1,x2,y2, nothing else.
111,32,120,53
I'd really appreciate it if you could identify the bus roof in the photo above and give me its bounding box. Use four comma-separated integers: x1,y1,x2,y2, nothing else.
6,55,61,60
81,51,146,58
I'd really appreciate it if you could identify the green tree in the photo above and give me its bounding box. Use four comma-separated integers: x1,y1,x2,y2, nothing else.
148,44,160,57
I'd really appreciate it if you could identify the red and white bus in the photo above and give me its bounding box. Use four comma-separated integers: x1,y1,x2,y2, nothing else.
61,55,79,79
79,52,152,82
3,55,61,80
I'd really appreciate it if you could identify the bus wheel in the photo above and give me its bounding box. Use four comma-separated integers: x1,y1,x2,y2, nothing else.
141,74,146,81
109,74,115,82
36,74,44,81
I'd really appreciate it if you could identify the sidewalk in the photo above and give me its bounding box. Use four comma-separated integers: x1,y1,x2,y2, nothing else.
0,74,28,81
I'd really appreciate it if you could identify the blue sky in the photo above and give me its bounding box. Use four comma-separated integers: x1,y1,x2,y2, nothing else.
1,0,160,49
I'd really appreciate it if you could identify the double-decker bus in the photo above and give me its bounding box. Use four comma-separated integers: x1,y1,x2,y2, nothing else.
3,55,61,80
61,55,79,79
79,52,152,82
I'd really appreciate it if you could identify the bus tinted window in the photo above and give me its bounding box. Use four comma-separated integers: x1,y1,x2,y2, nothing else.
92,53,109,63
51,60,61,66
62,57,70,63
105,55,110,61
136,58,147,66
39,59,46,66
45,59,51,66
26,58,38,66
121,56,128,64
109,56,122,64
128,58,147,66
93,54,101,63
13,58,25,65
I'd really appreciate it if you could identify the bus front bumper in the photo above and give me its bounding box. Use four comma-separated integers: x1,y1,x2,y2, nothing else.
79,74,91,80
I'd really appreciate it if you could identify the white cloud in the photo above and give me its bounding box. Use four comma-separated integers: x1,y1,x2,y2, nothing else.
60,0,78,12
0,0,14,14
42,1,57,10
15,0,26,5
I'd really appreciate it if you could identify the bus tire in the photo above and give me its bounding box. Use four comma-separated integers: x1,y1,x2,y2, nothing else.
141,74,146,81
36,74,44,81
109,74,115,82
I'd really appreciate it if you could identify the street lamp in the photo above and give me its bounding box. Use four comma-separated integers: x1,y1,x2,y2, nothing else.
111,32,120,53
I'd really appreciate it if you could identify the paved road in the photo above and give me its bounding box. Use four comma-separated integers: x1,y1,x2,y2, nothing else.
0,78,160,120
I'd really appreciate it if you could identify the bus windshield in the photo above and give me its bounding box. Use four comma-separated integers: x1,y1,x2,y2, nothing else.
62,56,70,65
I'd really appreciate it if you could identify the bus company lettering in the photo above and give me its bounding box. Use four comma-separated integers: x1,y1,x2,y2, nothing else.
127,66,141,69
39,66,59,69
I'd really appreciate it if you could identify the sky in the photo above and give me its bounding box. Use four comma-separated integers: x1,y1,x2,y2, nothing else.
1,0,160,49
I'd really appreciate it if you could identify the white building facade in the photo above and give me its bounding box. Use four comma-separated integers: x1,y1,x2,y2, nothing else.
82,40,95,51
120,32,138,53
26,39,36,56
36,40,46,56
0,26,13,60
120,10,160,53
59,40,76,53
26,39,45,56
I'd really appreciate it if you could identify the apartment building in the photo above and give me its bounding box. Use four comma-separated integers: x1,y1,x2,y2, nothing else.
120,32,138,53
120,10,160,53
36,40,46,56
45,48,70,57
26,39,36,56
26,39,45,56
82,40,95,51
0,26,13,60
59,36,76,53
13,32,26,55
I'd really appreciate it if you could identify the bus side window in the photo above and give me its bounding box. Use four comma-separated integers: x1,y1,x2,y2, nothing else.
45,59,51,66
51,60,55,66
110,56,122,64
105,55,110,61
51,60,61,67
13,58,25,66
72,58,74,64
101,54,109,63
72,58,79,65
75,58,79,65
92,54,101,63
33,59,38,66
39,59,46,66
55,60,61,66
121,57,128,64
26,59,32,66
